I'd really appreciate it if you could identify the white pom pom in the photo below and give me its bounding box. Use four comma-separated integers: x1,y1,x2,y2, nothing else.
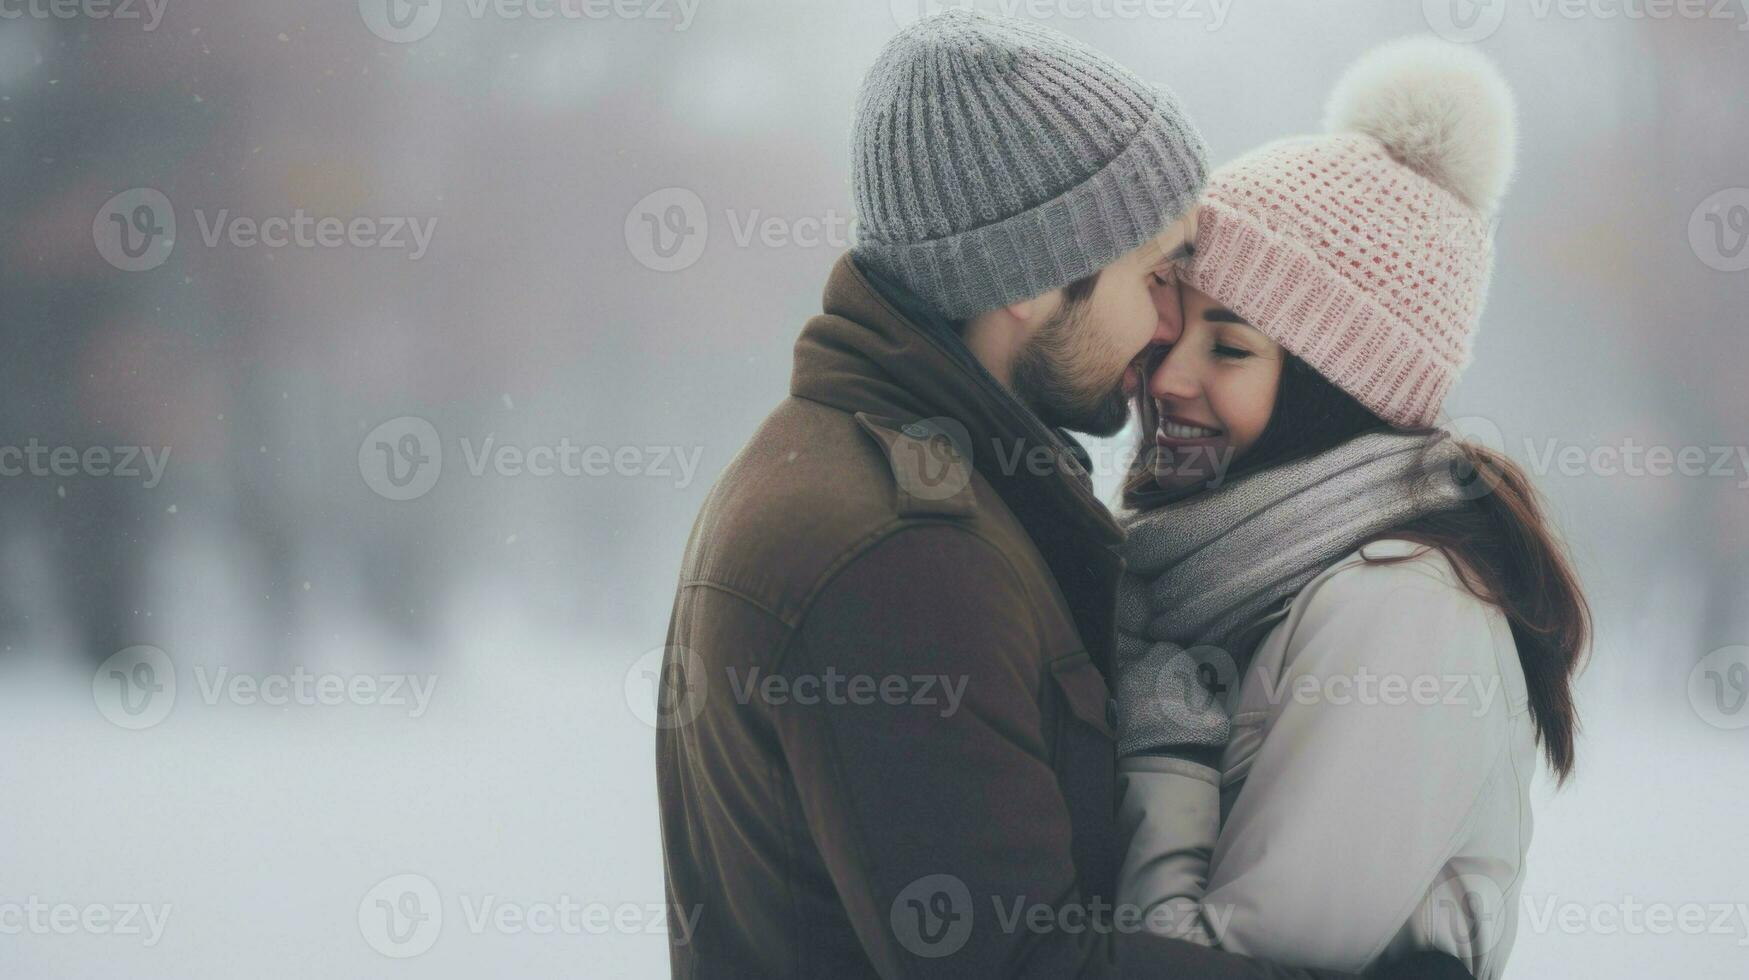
1323,37,1518,213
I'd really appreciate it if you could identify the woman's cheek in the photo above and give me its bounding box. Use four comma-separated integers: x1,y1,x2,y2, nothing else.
1219,370,1277,448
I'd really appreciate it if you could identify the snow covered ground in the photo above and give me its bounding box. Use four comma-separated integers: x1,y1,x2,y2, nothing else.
3,538,1745,978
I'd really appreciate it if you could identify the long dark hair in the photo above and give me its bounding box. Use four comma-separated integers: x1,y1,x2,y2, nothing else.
1123,355,1590,781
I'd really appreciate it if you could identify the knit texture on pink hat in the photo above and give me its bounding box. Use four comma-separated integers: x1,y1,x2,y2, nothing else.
1184,38,1518,428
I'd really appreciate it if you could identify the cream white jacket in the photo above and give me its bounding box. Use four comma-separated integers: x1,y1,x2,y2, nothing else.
1115,539,1538,979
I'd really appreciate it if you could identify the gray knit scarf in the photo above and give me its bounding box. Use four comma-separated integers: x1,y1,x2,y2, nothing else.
1114,430,1473,758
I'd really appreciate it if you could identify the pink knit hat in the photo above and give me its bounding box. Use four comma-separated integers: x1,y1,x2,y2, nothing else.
1184,38,1519,428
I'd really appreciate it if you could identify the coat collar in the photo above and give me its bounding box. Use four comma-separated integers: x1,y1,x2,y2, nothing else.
791,253,1126,673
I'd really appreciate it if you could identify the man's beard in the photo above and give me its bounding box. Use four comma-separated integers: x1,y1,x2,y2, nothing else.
1009,299,1132,437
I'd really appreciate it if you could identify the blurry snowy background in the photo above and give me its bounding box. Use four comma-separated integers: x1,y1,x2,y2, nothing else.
2,0,1746,976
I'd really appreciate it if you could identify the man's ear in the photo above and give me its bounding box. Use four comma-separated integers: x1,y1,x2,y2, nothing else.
1000,290,1059,331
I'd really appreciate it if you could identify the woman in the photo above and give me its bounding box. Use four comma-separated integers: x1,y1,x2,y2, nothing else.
1112,38,1589,980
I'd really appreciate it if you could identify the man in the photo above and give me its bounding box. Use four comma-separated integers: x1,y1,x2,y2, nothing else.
655,11,1470,978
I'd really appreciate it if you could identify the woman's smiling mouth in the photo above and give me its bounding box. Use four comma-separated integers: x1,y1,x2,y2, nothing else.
1157,415,1225,445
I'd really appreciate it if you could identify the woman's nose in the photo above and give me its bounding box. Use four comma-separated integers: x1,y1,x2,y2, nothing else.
1148,345,1201,402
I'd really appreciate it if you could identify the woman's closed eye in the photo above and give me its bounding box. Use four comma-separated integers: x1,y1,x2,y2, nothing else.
1142,340,1254,368
1157,340,1255,361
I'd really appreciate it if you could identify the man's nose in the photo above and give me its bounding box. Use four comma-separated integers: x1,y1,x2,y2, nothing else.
1153,304,1181,346
1151,276,1185,346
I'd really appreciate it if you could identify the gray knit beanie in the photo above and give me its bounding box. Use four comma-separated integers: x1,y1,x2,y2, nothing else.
850,10,1209,320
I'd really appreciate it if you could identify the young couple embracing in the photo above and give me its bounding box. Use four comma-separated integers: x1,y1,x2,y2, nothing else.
657,10,1588,979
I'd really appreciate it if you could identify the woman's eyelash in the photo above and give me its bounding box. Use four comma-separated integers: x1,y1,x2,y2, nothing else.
1139,340,1250,363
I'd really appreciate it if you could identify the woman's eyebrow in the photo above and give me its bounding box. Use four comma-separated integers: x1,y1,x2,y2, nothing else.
1204,307,1251,325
